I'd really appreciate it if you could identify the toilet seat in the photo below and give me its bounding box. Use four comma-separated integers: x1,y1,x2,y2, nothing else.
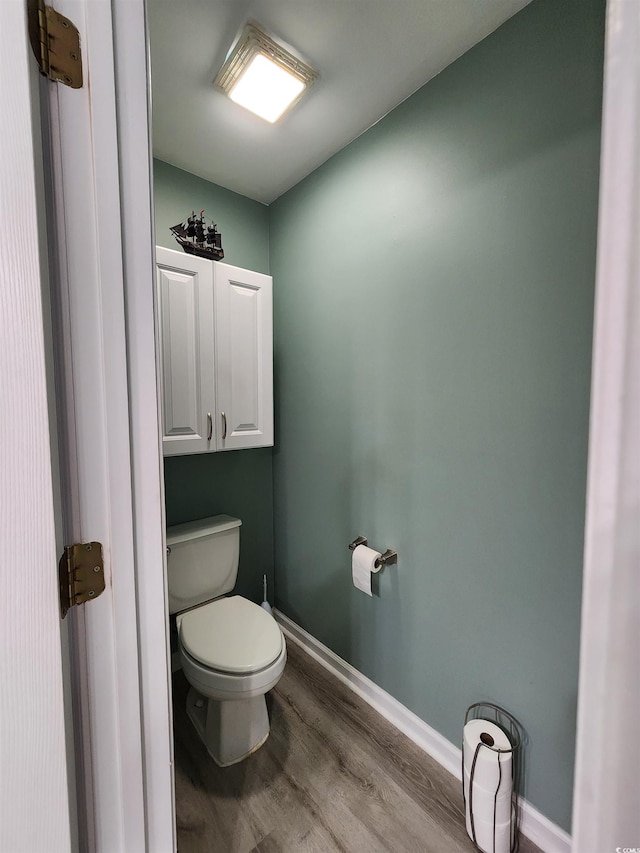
178,594,283,675
179,640,287,702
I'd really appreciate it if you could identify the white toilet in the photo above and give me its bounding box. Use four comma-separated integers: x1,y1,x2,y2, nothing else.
167,514,286,767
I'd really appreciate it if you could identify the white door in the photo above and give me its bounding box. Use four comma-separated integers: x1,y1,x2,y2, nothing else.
157,247,216,456
215,263,274,450
5,0,175,850
0,3,71,850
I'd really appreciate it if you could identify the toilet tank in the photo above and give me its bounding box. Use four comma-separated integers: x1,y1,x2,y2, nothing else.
166,515,242,614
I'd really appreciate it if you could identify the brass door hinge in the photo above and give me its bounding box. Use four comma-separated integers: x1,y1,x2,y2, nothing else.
28,0,83,88
59,542,105,618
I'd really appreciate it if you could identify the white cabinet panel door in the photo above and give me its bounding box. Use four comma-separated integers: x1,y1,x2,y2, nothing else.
157,247,215,455
214,263,273,451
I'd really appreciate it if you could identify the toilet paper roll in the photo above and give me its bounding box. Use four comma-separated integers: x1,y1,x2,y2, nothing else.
352,545,382,596
464,766,511,826
463,719,514,852
463,719,513,793
465,804,515,853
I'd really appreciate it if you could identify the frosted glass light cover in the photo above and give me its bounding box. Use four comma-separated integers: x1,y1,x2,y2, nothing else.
229,54,305,123
214,22,318,124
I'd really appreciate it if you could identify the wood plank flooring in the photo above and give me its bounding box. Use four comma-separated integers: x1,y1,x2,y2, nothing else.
173,638,541,853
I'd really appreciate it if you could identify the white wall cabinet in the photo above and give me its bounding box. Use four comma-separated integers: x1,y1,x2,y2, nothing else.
156,247,273,455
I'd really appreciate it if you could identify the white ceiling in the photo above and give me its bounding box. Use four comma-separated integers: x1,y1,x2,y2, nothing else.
148,0,532,205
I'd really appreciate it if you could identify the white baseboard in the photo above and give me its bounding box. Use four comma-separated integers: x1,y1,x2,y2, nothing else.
274,609,571,853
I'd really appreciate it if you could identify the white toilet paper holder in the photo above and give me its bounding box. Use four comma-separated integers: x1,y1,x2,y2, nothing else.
348,536,397,568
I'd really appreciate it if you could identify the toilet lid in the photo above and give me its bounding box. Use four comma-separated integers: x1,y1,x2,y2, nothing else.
179,595,284,674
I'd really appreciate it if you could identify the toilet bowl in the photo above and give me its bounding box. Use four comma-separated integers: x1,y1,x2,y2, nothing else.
167,516,286,766
177,595,286,766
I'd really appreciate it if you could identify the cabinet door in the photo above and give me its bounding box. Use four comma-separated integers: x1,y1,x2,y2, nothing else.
214,262,273,450
156,247,215,456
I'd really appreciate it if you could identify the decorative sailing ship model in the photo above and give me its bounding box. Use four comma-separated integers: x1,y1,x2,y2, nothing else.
170,210,224,261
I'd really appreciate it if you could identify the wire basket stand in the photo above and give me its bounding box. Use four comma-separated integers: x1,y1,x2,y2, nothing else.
463,702,523,853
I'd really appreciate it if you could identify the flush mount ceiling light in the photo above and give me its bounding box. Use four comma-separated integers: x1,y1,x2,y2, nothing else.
214,22,318,124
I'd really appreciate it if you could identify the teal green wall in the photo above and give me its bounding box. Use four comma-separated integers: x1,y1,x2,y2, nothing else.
269,0,604,831
154,159,269,274
155,160,273,603
164,450,273,602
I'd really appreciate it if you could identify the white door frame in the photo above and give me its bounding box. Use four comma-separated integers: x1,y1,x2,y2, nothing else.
111,1,176,848
117,0,640,842
16,0,639,847
571,1,640,849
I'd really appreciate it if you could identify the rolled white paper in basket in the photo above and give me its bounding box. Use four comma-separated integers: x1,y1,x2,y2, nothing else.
463,719,514,853
464,766,511,825
463,718,513,792
465,804,515,853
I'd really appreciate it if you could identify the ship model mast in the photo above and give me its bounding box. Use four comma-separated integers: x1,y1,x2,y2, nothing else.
170,210,224,261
